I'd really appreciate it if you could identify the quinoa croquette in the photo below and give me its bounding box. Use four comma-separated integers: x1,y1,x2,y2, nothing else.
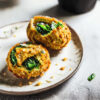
27,16,71,50
6,42,51,79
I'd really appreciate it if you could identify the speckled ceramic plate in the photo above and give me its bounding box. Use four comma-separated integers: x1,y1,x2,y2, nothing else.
0,21,83,95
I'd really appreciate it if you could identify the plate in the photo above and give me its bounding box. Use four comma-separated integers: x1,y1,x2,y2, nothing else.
0,21,83,95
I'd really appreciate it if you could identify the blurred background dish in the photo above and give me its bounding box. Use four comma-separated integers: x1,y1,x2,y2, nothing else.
58,0,97,13
0,0,18,8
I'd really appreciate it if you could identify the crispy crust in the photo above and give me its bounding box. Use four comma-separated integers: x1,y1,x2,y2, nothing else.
27,16,71,50
6,42,51,79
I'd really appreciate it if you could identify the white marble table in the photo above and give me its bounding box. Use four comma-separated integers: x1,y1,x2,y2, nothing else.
0,0,100,100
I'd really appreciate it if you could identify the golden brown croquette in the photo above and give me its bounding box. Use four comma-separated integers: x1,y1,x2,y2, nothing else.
6,42,51,79
27,16,71,50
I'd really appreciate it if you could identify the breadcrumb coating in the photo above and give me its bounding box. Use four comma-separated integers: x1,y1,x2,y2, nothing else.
6,42,51,79
27,16,71,50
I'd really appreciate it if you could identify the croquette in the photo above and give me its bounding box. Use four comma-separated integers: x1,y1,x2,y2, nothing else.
27,16,71,50
6,42,51,79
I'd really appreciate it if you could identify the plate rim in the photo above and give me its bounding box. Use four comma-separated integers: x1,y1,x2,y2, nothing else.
0,21,84,95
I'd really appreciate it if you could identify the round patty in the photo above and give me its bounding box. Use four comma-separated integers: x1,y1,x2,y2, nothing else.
27,16,71,50
6,42,51,79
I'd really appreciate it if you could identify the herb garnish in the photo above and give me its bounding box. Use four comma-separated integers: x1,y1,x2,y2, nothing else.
51,22,64,29
88,73,96,81
15,27,18,30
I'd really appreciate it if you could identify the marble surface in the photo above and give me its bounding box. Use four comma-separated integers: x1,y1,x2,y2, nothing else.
0,0,100,100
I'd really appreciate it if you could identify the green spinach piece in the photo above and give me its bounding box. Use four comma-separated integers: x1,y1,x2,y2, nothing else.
10,49,17,66
10,44,27,66
36,23,52,35
88,73,96,81
36,21,64,35
57,22,64,28
22,57,40,70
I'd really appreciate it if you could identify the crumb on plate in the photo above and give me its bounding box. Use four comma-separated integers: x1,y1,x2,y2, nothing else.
46,80,51,83
3,31,7,34
55,64,58,66
62,57,67,61
35,82,42,86
13,34,16,38
69,67,72,71
60,66,65,70
15,27,18,30
50,76,54,79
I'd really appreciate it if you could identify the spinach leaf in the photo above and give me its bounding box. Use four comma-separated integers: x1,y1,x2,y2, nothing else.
36,21,64,35
10,44,26,66
10,49,17,66
36,23,52,35
22,57,40,70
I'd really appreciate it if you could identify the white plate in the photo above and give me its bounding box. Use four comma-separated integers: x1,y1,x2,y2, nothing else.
0,21,83,95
